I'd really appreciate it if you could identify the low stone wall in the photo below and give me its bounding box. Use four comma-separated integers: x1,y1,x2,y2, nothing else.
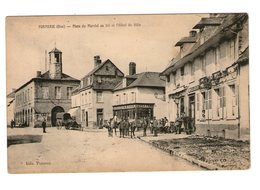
195,124,240,139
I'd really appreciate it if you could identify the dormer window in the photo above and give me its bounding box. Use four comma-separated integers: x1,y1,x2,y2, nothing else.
181,66,185,76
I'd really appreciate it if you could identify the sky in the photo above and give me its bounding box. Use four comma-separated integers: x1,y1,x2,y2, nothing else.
6,14,207,94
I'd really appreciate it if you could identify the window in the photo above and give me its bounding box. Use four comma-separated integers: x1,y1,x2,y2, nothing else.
42,87,49,99
181,66,185,76
97,76,102,83
202,90,212,110
123,93,128,104
219,42,227,60
191,62,195,76
67,87,73,99
88,92,92,103
116,94,120,105
131,92,136,102
229,85,237,116
55,86,61,99
97,91,103,102
167,75,170,82
81,93,84,105
202,56,206,74
172,71,176,85
55,53,60,62
230,39,235,61
85,92,88,104
215,87,226,118
106,66,109,71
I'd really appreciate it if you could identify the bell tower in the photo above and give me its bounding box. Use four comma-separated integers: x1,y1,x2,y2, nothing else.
48,47,62,79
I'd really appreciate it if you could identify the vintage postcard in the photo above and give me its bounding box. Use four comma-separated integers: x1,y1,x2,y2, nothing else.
6,13,249,173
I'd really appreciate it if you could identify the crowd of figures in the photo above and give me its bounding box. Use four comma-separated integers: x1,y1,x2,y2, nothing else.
103,113,196,138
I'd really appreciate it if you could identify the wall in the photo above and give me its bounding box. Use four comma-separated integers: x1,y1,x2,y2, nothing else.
239,63,249,137
79,88,114,128
14,81,35,126
113,87,138,105
137,88,167,119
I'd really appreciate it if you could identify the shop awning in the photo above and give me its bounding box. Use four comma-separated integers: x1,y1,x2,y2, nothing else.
68,107,80,117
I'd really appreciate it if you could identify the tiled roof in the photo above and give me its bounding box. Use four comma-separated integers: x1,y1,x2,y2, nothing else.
81,59,124,79
114,72,165,91
40,71,79,81
193,17,223,29
236,47,249,64
161,13,248,76
48,47,62,53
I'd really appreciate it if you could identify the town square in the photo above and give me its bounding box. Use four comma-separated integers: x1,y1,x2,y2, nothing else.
6,13,249,173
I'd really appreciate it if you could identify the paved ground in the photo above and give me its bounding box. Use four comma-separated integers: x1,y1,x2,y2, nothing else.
7,127,202,173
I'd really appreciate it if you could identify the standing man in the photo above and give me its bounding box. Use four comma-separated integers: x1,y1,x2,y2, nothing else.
153,117,158,137
42,118,47,133
143,117,147,137
113,115,118,136
10,119,14,129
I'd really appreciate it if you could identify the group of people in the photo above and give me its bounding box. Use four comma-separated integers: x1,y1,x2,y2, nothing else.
104,116,137,138
103,116,172,138
104,113,195,138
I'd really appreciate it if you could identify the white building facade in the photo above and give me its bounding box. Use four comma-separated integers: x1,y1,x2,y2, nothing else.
161,14,249,139
113,63,167,120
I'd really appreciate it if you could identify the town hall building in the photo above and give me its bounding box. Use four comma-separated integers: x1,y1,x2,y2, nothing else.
13,47,80,127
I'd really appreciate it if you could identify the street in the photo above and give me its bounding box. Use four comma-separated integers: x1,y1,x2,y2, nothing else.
8,127,202,173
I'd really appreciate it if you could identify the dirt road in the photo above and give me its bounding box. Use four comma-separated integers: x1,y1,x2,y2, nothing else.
8,128,202,173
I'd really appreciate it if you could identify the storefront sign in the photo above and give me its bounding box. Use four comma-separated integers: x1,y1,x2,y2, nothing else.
113,104,154,110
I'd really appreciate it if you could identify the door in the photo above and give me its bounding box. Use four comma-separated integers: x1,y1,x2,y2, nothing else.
96,109,103,127
189,95,195,120
85,111,88,127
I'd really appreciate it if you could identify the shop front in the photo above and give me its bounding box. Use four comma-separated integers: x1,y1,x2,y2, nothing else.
113,103,154,120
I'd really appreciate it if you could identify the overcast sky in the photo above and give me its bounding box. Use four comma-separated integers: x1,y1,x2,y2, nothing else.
6,14,207,94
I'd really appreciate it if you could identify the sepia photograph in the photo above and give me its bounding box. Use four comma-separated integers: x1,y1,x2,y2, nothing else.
6,13,249,173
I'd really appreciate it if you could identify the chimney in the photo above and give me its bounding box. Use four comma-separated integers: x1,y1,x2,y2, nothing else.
209,13,218,18
189,30,197,37
94,55,102,67
36,71,41,78
12,88,16,92
129,62,136,75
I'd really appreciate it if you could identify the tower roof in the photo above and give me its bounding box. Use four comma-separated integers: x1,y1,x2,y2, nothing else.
49,47,62,54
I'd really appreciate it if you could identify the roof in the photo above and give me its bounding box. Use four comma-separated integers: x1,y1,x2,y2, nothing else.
193,17,223,29
81,59,124,79
161,13,248,76
7,91,15,99
114,72,166,91
14,71,80,93
175,36,197,46
40,71,79,81
48,47,62,53
236,47,249,64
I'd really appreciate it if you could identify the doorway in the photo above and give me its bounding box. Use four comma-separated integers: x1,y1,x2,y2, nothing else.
189,95,195,120
86,111,88,127
51,106,65,126
96,109,103,127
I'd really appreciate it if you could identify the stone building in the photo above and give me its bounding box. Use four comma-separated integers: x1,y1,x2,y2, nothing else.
7,89,15,127
112,62,167,120
161,13,249,139
13,47,80,127
71,56,124,128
